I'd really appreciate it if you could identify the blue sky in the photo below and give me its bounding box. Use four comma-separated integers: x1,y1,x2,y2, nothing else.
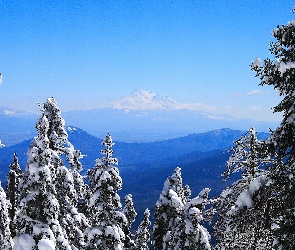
0,0,294,122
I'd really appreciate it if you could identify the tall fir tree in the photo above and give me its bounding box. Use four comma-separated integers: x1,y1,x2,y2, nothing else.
85,133,128,249
14,98,88,249
42,98,88,249
134,209,151,250
0,183,13,249
14,114,70,249
123,194,137,249
153,167,187,250
5,152,22,234
251,9,295,249
213,128,274,249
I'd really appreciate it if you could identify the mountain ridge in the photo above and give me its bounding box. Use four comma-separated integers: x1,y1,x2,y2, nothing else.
0,90,279,143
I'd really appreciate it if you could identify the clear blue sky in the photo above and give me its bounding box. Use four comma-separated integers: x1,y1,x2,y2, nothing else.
0,0,294,122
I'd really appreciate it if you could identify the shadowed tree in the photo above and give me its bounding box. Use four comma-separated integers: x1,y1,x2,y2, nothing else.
6,153,22,218
5,153,23,236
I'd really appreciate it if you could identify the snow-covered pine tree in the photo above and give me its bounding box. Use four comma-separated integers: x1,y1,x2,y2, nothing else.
153,167,209,249
251,10,295,248
5,153,23,237
0,183,13,249
153,167,186,250
41,98,88,249
14,98,88,249
85,133,128,249
123,194,137,230
134,208,151,250
213,128,273,249
183,188,211,250
14,114,69,249
42,98,87,201
123,194,137,248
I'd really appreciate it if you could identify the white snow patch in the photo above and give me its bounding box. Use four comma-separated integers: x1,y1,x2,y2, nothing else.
236,175,266,209
276,60,295,75
252,58,262,68
37,239,55,250
4,109,16,115
13,234,35,250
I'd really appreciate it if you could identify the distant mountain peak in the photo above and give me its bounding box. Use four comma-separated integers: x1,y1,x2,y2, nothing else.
106,89,180,110
0,106,36,117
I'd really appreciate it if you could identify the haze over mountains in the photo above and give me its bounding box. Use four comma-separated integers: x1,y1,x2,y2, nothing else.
63,89,278,141
0,89,279,145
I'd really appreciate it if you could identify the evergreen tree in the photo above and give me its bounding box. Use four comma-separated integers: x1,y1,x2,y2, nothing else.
213,128,273,249
85,133,127,249
0,183,13,249
134,209,151,250
153,167,186,250
14,114,70,249
14,98,88,249
183,188,211,250
123,194,137,229
5,153,22,228
123,194,137,249
153,167,210,249
251,10,295,248
42,98,88,248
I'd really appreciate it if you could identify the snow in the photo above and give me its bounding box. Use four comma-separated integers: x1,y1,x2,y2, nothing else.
236,189,253,208
235,175,267,209
85,227,102,240
276,60,295,75
220,188,232,198
252,58,262,68
168,189,184,208
37,239,55,250
13,234,35,250
66,126,77,132
109,89,180,110
103,89,207,111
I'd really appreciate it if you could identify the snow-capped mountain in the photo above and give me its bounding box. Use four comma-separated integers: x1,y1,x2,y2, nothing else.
104,89,180,110
0,90,279,144
62,90,278,141
0,106,37,117
101,89,217,113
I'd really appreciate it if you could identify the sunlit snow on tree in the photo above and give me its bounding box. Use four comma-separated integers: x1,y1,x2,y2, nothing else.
84,133,128,249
